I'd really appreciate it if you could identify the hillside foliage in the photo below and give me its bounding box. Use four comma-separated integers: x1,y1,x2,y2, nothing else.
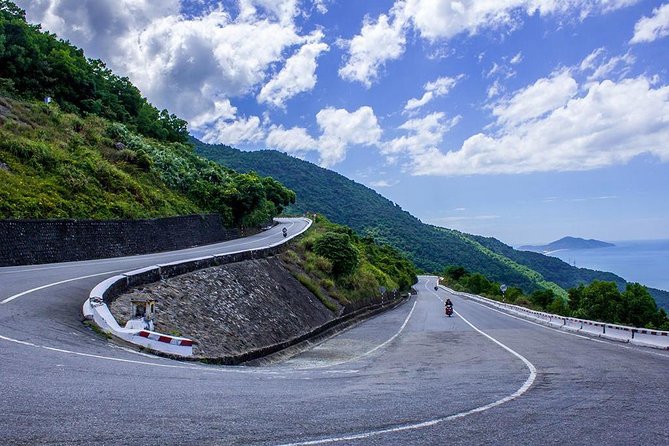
0,96,294,226
282,215,418,307
441,266,668,329
0,1,187,143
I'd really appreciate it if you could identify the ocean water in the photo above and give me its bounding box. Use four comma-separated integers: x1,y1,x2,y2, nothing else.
547,239,669,292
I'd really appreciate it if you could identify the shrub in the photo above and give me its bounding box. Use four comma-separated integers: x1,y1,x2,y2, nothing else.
313,232,359,277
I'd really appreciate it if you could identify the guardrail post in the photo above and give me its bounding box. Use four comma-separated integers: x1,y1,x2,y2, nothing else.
603,325,606,334
631,330,635,339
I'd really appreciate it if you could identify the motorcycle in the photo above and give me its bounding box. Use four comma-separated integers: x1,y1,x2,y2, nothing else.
282,227,288,238
445,304,453,317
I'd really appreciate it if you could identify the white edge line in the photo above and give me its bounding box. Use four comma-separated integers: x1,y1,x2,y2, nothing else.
274,278,537,446
455,288,669,359
1,269,125,304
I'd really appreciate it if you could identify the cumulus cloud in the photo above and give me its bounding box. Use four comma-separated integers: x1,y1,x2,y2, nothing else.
266,106,382,167
200,115,265,145
266,126,318,154
17,0,319,145
491,70,577,127
630,3,669,44
338,8,407,87
258,30,329,108
409,77,669,175
404,75,463,111
339,0,638,86
382,112,461,167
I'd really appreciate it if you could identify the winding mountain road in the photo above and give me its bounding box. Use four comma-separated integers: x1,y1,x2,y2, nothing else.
1,222,668,445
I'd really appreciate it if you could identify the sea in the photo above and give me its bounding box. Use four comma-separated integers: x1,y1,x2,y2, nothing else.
543,239,669,292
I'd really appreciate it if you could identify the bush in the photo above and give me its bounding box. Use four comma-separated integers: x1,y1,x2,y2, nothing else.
313,232,360,277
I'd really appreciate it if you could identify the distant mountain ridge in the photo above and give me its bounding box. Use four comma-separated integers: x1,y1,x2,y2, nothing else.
520,237,615,252
194,141,669,311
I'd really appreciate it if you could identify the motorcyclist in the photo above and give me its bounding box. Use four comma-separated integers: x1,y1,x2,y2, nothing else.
445,298,453,309
282,227,288,237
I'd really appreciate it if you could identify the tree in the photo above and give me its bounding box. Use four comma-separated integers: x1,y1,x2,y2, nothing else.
530,289,555,309
620,283,658,327
579,281,621,322
313,232,360,277
444,265,469,281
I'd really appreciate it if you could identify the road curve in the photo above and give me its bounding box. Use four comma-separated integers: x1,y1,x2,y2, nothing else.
1,240,668,445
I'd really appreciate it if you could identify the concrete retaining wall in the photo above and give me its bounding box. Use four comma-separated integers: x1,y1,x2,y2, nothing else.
83,218,311,357
0,214,253,266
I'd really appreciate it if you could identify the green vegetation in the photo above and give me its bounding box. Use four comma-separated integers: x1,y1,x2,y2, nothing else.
441,266,669,330
0,2,295,227
195,141,669,312
0,96,294,226
282,215,417,309
0,1,186,143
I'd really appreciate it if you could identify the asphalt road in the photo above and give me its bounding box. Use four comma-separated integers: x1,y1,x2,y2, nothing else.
1,230,668,445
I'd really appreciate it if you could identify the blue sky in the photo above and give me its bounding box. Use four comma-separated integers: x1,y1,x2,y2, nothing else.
17,0,669,245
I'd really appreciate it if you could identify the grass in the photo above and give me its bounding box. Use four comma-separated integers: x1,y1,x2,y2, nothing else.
295,272,338,313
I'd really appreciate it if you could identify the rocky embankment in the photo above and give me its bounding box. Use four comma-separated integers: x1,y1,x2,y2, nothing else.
110,257,336,358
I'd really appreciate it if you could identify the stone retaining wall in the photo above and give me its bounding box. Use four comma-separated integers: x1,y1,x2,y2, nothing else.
0,214,252,266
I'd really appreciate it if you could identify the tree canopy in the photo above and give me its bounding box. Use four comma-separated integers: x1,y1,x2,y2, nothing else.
0,1,187,143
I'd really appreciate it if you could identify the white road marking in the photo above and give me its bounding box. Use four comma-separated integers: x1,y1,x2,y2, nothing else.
0,333,360,377
1,270,125,304
276,278,537,446
289,299,418,370
1,220,307,304
0,220,306,275
453,289,669,359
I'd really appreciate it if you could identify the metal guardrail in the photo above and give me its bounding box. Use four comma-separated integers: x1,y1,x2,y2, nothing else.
442,286,669,350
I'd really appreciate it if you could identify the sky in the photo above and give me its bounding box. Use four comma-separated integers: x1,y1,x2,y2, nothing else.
16,0,669,245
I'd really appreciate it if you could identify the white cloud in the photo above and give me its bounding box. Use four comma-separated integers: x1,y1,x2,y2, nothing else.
340,0,638,86
579,49,635,82
404,75,462,111
630,3,669,43
487,80,503,99
382,112,461,168
410,77,669,175
313,0,329,14
265,106,382,167
338,10,406,87
316,106,382,166
200,115,265,145
369,179,397,188
17,0,315,144
266,126,318,153
510,52,523,64
257,30,329,108
492,70,577,127
238,0,299,26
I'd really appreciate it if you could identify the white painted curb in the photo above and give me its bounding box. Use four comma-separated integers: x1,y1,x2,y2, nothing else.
441,285,669,350
83,217,312,357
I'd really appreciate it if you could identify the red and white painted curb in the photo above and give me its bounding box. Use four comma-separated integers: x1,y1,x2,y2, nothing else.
136,330,193,347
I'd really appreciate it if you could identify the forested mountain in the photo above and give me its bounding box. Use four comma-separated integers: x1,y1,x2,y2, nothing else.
0,2,294,227
195,141,669,309
520,236,615,252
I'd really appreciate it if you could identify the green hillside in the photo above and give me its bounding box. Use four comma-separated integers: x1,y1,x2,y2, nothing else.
195,141,669,309
0,2,294,227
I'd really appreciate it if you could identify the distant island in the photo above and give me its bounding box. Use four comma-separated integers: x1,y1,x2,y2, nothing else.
520,236,615,253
